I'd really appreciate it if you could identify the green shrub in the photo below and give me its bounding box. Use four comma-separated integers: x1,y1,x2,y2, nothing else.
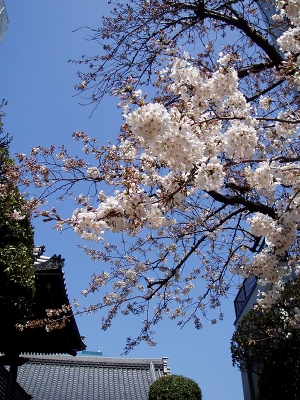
148,375,202,400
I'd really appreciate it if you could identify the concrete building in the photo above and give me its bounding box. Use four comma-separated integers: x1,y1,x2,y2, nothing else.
0,0,8,43
234,268,297,400
233,278,265,400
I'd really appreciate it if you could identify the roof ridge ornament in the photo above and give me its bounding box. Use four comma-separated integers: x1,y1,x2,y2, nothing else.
34,254,65,271
33,245,46,259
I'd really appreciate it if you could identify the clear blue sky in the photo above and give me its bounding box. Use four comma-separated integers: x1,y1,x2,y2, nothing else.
0,2,243,399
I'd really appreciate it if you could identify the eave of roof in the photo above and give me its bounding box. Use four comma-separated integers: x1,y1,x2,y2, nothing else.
25,247,86,355
0,246,86,358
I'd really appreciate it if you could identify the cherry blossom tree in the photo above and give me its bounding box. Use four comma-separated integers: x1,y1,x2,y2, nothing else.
16,0,300,350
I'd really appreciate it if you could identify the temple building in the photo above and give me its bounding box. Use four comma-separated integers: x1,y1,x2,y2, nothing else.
1,247,170,399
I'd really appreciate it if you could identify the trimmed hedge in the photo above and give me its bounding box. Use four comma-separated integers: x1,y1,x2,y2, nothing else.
149,375,202,400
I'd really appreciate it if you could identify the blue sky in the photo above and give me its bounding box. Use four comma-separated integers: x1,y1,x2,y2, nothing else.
0,2,243,398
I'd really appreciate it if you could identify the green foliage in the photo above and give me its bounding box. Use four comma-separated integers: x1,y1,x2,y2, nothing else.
0,107,35,352
0,187,35,320
148,375,202,400
257,349,300,400
231,277,300,400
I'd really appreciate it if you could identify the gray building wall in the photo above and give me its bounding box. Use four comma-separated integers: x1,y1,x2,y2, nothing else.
0,0,8,43
234,280,268,400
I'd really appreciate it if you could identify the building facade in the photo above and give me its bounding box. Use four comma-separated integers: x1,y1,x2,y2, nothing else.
0,0,8,43
233,278,265,400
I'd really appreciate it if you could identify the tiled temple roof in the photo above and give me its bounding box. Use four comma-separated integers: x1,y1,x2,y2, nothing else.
16,354,170,400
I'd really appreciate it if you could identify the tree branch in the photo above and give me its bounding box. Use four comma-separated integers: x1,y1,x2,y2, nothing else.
203,8,283,66
207,190,276,219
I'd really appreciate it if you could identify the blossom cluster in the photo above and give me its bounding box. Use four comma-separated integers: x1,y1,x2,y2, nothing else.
66,38,300,312
276,0,300,87
72,186,171,241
